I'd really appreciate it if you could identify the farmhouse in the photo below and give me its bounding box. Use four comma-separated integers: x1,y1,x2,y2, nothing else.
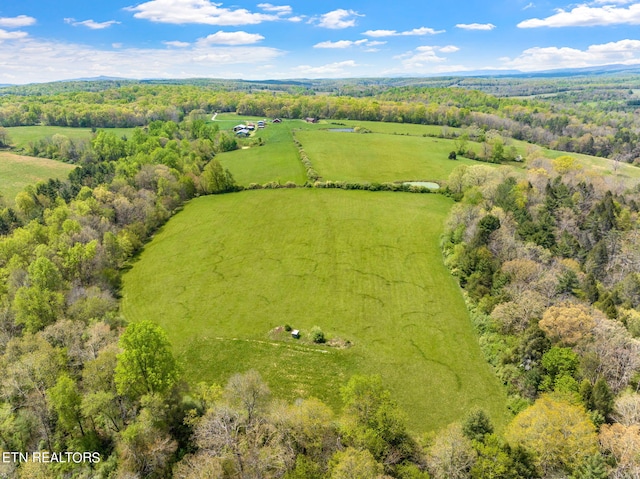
272,118,282,123
235,128,250,137
233,124,247,132
305,117,317,123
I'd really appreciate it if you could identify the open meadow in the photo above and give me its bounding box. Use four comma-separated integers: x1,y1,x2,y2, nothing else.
216,116,637,188
216,118,307,186
6,126,133,149
0,151,75,201
295,129,487,183
121,188,508,432
215,115,485,185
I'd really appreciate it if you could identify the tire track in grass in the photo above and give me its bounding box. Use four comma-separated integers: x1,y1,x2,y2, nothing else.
393,280,427,291
210,336,332,354
410,339,462,391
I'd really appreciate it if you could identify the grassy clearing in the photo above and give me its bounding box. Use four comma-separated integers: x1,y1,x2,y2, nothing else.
326,119,456,137
121,189,508,432
295,130,487,183
541,147,640,188
217,121,307,186
0,152,75,201
6,126,133,149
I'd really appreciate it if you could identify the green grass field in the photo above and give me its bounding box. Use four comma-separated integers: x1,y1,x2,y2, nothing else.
217,121,307,186
213,115,465,186
296,130,486,183
6,126,133,149
212,114,635,188
541,147,640,187
0,152,75,201
326,119,457,137
121,189,508,432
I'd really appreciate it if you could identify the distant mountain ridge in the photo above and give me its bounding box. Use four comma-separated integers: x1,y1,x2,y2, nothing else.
2,63,640,90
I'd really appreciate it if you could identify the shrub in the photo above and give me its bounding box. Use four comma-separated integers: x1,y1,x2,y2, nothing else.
311,326,326,344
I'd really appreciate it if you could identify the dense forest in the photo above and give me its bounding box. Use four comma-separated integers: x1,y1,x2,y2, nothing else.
441,156,640,477
0,77,639,477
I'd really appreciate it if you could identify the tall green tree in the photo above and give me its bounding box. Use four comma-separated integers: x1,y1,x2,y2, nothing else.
114,321,179,399
200,159,236,194
505,395,598,477
48,374,84,437
340,375,415,466
0,126,10,147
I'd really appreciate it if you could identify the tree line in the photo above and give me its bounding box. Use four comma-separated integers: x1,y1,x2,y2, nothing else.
3,82,640,162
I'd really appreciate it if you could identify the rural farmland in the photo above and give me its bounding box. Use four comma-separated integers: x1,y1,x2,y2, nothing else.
121,188,508,432
0,151,75,201
1,68,640,478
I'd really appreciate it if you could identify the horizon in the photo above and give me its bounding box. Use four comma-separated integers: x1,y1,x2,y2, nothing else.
3,1,640,84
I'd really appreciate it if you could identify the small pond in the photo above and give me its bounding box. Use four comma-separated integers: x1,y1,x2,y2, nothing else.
327,128,355,132
403,181,440,190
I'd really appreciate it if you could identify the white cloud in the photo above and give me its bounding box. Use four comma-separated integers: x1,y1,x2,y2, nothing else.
440,45,460,53
313,39,367,48
523,2,535,9
292,60,359,76
257,3,292,15
399,47,444,67
363,26,444,37
65,18,121,29
385,45,461,74
394,45,459,71
456,23,496,30
0,15,36,28
317,9,362,29
518,3,640,28
198,31,265,45
363,29,395,37
164,40,191,47
112,43,123,48
0,29,28,41
501,39,640,70
125,0,284,25
0,36,284,84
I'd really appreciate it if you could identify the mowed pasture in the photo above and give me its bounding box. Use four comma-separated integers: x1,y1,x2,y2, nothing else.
296,130,486,183
325,119,457,137
0,152,75,201
121,189,508,432
217,120,307,186
214,114,637,189
7,126,133,149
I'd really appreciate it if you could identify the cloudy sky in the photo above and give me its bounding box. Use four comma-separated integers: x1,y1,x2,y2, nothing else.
2,0,640,83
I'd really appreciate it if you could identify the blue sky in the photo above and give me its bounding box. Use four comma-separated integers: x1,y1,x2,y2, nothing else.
2,0,640,83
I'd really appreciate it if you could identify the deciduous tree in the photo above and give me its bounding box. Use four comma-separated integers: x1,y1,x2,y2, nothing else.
329,448,384,479
539,303,595,346
427,423,476,479
114,321,179,399
505,395,598,476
